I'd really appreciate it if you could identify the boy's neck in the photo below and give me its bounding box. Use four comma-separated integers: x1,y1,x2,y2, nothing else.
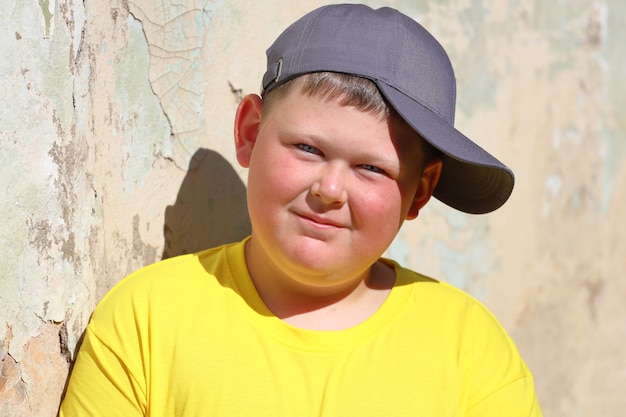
280,262,395,331
244,240,396,330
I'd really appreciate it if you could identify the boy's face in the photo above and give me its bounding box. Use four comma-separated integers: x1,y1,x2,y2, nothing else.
235,88,441,293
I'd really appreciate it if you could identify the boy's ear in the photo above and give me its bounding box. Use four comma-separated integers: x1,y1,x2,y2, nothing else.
234,94,264,168
406,157,443,220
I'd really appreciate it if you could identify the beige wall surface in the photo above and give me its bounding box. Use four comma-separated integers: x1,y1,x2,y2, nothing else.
1,0,624,416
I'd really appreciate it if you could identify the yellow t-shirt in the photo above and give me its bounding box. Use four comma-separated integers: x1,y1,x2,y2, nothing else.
60,239,542,416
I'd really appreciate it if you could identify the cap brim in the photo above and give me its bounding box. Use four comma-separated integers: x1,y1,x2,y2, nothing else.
377,82,514,214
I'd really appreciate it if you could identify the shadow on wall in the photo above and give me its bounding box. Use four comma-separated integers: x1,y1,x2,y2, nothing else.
162,148,251,259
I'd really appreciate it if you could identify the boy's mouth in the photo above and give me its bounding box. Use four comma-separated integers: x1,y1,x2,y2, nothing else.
294,211,346,230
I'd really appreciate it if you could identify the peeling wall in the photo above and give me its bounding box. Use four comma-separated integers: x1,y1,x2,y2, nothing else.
1,1,624,416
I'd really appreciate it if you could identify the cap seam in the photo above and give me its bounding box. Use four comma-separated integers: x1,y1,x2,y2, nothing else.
379,81,448,122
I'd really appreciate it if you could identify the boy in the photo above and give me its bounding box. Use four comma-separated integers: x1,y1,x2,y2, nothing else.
60,4,542,416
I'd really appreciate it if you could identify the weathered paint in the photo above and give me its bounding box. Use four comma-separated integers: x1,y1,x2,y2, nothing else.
116,15,173,194
1,1,625,416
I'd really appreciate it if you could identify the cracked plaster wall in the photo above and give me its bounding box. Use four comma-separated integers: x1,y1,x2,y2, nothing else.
0,1,624,416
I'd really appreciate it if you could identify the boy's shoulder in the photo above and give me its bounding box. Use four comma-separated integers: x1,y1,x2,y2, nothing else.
93,240,247,316
392,259,502,323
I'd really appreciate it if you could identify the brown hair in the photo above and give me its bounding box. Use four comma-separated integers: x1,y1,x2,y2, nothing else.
262,72,390,119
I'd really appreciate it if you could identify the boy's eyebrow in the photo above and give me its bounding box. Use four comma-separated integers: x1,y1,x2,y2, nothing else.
277,124,324,141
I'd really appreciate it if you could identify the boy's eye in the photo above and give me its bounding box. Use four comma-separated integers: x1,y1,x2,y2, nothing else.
360,164,387,175
297,143,321,155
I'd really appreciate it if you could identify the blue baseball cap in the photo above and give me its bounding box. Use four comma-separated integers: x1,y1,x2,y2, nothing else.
261,4,514,214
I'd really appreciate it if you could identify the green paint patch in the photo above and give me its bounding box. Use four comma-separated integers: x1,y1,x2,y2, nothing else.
38,0,54,38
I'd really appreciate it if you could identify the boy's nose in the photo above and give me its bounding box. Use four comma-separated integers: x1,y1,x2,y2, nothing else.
310,166,348,206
